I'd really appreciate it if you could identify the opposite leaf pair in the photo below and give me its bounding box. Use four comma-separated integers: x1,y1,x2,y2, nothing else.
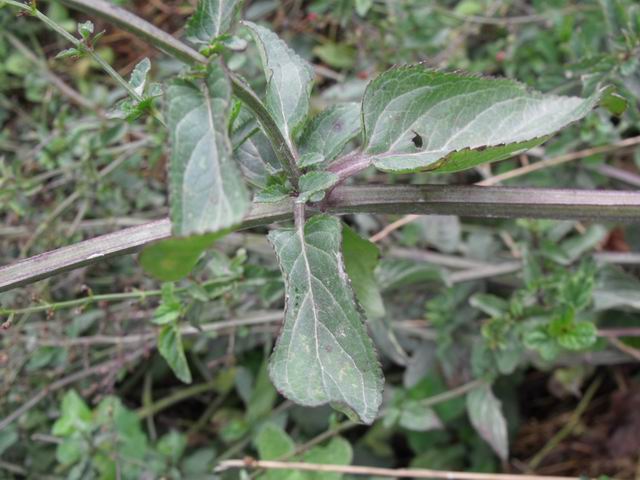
141,0,610,425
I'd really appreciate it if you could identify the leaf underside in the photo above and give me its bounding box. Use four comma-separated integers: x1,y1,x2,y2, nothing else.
362,66,601,173
167,60,249,236
243,21,314,149
186,0,242,45
268,215,383,424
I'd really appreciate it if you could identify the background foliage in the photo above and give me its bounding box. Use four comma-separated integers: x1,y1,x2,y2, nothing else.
1,0,640,478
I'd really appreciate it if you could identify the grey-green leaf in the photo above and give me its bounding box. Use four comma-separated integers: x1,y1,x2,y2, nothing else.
267,215,383,424
186,0,242,45
466,384,508,460
298,103,361,164
362,66,601,173
243,21,314,150
167,61,249,236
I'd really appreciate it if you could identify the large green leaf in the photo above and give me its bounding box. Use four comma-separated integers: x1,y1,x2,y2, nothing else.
342,226,408,366
243,21,314,149
342,226,385,319
186,0,242,45
362,66,601,173
268,215,383,424
167,60,249,236
139,232,223,281
298,103,361,165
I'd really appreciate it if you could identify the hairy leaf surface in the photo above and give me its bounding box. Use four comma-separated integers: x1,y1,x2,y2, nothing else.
298,103,361,164
243,21,314,150
268,215,383,424
362,66,601,173
167,61,249,236
186,0,242,45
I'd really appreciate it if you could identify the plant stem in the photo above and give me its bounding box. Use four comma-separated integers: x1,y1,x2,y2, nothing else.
3,184,640,293
527,377,602,470
7,1,135,100
5,0,166,125
477,135,640,186
217,459,583,480
51,0,300,187
0,275,237,316
136,379,218,419
3,31,98,111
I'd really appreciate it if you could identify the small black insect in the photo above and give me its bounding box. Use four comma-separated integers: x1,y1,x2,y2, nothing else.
411,130,423,149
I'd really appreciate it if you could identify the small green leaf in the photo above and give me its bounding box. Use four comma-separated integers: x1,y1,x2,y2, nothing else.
0,427,18,456
255,183,291,203
268,215,383,424
256,423,295,460
298,103,361,165
302,437,353,478
167,60,249,236
399,403,443,432
298,171,340,202
298,152,325,168
55,48,81,59
129,57,151,96
157,431,187,462
152,283,182,325
186,0,243,45
523,324,560,361
158,324,192,384
600,89,628,116
52,390,93,436
362,66,601,173
56,437,86,465
246,360,278,423
243,21,314,150
354,0,373,16
78,20,94,40
466,384,509,461
552,317,598,351
139,232,222,282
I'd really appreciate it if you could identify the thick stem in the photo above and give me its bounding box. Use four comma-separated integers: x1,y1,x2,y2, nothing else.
3,184,640,293
50,0,300,188
327,151,371,182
